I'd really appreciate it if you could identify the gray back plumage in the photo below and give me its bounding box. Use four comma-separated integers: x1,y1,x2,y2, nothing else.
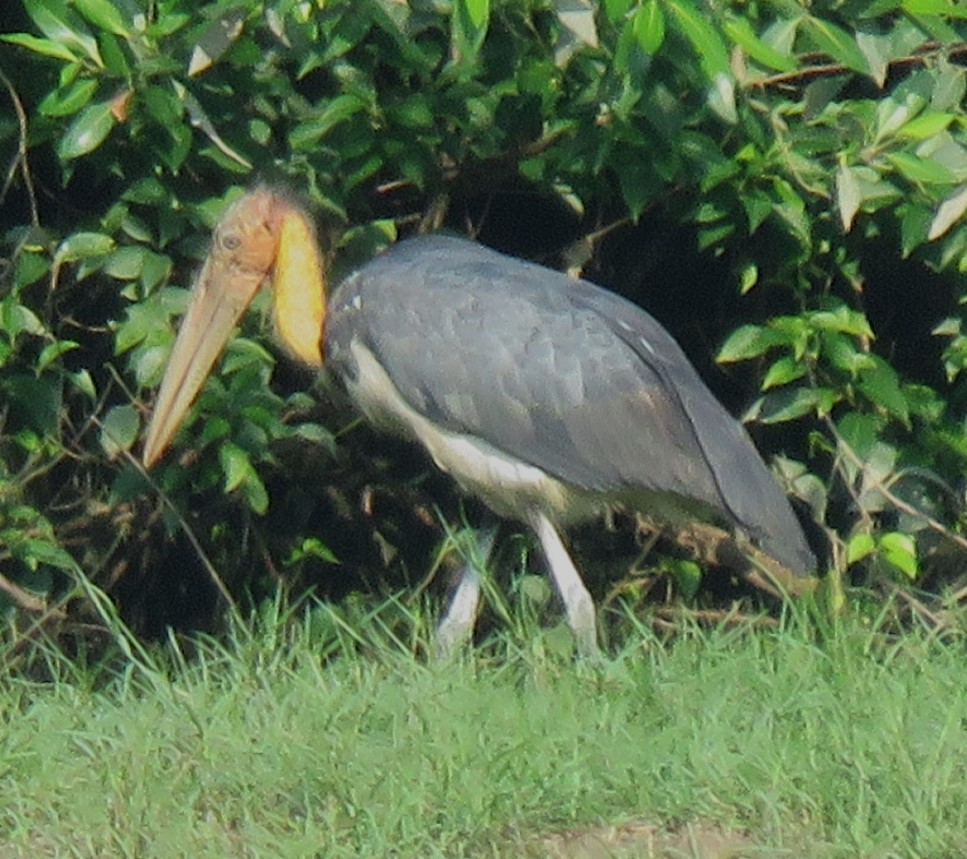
326,235,814,575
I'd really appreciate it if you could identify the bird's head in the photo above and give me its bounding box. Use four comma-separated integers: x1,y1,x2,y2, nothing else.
142,187,326,467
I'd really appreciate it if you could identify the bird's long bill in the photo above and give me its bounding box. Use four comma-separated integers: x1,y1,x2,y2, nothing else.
142,188,326,467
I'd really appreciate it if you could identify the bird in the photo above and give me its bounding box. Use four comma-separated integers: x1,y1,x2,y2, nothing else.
142,186,816,656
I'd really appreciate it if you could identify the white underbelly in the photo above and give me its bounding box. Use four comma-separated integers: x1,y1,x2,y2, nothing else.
343,340,716,530
344,340,590,523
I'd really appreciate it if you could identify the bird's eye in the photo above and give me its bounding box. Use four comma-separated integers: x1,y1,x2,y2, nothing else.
221,232,241,251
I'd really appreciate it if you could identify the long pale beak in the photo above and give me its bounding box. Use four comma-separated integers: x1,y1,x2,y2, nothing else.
142,188,325,468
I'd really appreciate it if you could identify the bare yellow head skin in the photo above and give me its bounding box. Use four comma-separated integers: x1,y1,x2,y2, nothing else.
142,188,326,467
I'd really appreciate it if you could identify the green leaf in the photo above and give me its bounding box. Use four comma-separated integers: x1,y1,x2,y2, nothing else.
17,539,78,573
836,412,885,462
100,404,140,458
668,559,702,600
219,442,253,494
55,232,115,263
902,0,967,17
811,305,875,338
453,0,490,65
123,177,169,206
242,469,269,514
846,533,875,565
929,184,967,240
392,94,435,129
0,33,78,63
836,163,862,232
102,246,146,280
823,332,875,376
722,16,796,73
70,369,97,401
666,0,730,80
99,31,131,77
802,16,869,75
886,151,957,185
58,100,116,160
745,387,838,423
24,0,103,67
762,356,807,390
879,532,918,579
707,72,737,125
288,537,340,565
738,262,758,295
289,94,366,150
717,324,791,363
37,78,98,117
857,357,910,425
604,0,634,21
896,112,956,141
633,0,665,54
463,0,490,30
187,7,246,76
74,0,130,37
5,375,62,434
37,340,79,373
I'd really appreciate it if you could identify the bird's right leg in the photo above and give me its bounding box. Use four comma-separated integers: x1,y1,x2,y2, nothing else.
531,512,599,657
434,525,497,658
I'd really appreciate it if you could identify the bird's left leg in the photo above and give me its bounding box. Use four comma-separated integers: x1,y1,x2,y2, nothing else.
531,512,599,657
434,526,497,658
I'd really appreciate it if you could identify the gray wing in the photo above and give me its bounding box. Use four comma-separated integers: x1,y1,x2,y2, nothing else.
327,235,814,574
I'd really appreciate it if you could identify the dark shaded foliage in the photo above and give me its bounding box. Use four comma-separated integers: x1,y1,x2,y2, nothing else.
1,0,966,648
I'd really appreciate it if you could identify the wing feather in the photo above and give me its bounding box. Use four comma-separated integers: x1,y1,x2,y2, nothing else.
327,235,814,574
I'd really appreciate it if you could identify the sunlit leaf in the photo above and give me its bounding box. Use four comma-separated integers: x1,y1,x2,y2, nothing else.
879,532,918,579
24,0,103,67
928,184,967,240
604,0,634,21
55,232,115,263
901,0,967,17
0,33,78,63
846,533,875,565
722,16,796,73
803,15,869,75
666,0,730,79
633,0,665,54
762,356,807,390
100,404,140,458
37,340,79,373
896,112,956,141
58,100,116,159
288,537,340,565
188,7,246,76
556,0,598,50
219,442,252,494
37,78,98,117
717,324,792,363
836,164,862,232
886,151,958,185
74,0,130,37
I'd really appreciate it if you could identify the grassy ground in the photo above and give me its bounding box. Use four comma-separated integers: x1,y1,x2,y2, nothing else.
1,597,965,858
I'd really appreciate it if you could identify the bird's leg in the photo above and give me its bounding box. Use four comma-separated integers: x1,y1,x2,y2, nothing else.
531,513,599,657
434,526,497,658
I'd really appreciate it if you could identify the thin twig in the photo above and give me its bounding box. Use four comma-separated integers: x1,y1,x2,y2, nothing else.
0,63,39,225
749,42,967,91
0,571,57,614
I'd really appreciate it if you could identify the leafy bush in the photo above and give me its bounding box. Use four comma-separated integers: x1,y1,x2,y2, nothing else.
1,0,966,647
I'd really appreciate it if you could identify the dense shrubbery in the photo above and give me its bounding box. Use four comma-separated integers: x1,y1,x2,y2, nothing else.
1,0,966,648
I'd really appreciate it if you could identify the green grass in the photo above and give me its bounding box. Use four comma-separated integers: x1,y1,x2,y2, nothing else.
1,599,965,858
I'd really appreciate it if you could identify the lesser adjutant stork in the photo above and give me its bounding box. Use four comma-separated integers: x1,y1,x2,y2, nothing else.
143,188,815,654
